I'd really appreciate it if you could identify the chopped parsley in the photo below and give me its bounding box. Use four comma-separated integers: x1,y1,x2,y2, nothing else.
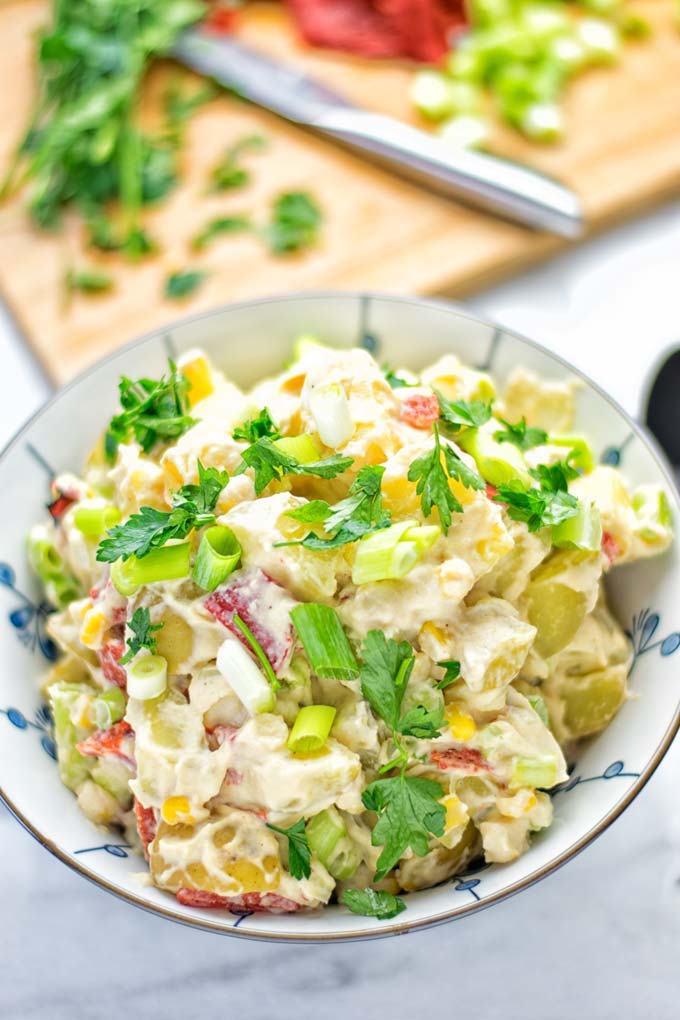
119,607,164,666
191,215,251,251
342,887,406,920
165,269,208,300
494,479,579,532
494,417,548,451
263,191,322,255
383,366,417,390
266,819,311,880
209,134,268,191
407,424,484,533
96,461,228,562
65,268,114,294
436,392,493,432
232,407,281,444
362,773,446,881
435,659,461,691
104,360,196,464
280,465,391,549
529,455,580,493
234,437,352,496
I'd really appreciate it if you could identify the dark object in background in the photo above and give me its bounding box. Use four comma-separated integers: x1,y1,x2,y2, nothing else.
645,348,680,469
284,0,467,61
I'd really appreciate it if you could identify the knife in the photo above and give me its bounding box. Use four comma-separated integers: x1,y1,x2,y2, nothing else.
173,30,584,239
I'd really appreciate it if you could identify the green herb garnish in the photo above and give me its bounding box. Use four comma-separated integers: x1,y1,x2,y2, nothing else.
104,359,196,462
191,215,252,251
435,659,461,690
494,417,548,451
266,820,311,880
165,269,208,300
383,366,417,390
97,461,228,562
362,773,446,881
232,407,281,444
407,424,484,533
119,607,164,665
234,437,352,496
209,133,268,191
494,480,579,532
281,465,391,549
65,268,113,294
163,78,217,147
342,887,406,920
264,191,322,255
436,391,493,432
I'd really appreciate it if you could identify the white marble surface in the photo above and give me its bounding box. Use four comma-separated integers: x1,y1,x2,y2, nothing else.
2,202,680,1018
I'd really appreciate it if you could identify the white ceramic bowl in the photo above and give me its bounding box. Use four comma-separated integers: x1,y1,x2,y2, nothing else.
1,292,679,942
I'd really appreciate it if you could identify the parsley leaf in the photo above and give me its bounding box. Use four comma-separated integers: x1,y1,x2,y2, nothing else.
119,607,164,666
396,704,445,740
342,887,406,920
266,819,311,880
494,417,548,451
407,425,484,534
436,391,493,432
96,460,228,562
263,191,322,255
234,436,352,496
165,269,208,300
232,407,281,444
362,774,446,881
359,629,415,731
281,465,391,549
65,268,113,294
435,659,461,691
529,456,580,493
191,215,251,251
382,365,417,390
209,134,267,191
104,360,196,463
494,480,579,532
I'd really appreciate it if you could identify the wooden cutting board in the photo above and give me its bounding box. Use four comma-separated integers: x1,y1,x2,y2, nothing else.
1,0,680,384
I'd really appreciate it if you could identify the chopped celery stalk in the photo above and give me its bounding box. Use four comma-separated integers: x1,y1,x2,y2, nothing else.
287,704,336,754
192,526,241,591
92,687,126,728
458,421,533,488
292,333,327,361
273,433,321,464
47,575,81,609
519,102,564,142
290,604,359,680
552,500,602,551
308,383,354,449
91,759,133,806
73,504,121,538
577,18,620,64
110,542,191,595
549,435,595,474
511,754,559,789
126,655,168,700
27,529,63,581
217,636,276,715
632,486,673,539
232,613,280,690
528,694,550,728
49,682,94,792
325,840,361,881
306,806,345,861
439,114,490,150
351,519,427,584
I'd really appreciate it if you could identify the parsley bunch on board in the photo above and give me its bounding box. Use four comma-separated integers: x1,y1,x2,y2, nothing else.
96,461,228,562
436,392,493,432
234,437,352,496
494,455,580,532
104,360,196,463
408,424,484,533
119,607,164,665
266,820,311,880
494,417,548,451
2,1,206,252
280,465,391,549
232,408,281,444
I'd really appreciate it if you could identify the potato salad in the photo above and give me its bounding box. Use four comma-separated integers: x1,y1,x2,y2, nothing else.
28,339,673,920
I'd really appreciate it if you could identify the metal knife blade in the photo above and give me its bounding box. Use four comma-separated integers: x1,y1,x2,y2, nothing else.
173,30,584,239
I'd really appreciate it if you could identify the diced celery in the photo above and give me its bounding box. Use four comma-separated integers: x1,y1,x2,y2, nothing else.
527,693,550,728
552,500,602,551
632,486,673,539
458,420,533,488
550,434,595,474
90,759,133,807
511,754,559,789
49,682,95,792
273,434,321,464
306,807,360,880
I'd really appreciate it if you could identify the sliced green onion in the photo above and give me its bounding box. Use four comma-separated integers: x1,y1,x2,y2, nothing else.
527,693,550,728
549,435,595,474
273,434,321,464
438,113,490,150
290,604,359,680
126,655,168,701
192,526,241,591
458,421,533,488
287,704,336,755
216,636,276,715
73,504,122,538
576,18,620,65
110,542,191,595
27,528,64,581
232,613,280,690
519,101,564,142
552,500,602,551
308,383,354,449
47,575,81,609
92,687,126,728
412,70,465,121
352,519,437,585
306,806,360,879
511,754,559,789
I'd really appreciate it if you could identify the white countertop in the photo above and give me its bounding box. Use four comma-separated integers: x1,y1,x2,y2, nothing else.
2,202,680,1019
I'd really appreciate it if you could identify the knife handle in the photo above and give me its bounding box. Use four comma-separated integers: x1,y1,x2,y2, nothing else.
312,108,584,239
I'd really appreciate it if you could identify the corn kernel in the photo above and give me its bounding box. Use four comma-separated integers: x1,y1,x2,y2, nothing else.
179,351,213,406
161,796,195,825
442,794,468,830
79,609,106,649
445,704,477,741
